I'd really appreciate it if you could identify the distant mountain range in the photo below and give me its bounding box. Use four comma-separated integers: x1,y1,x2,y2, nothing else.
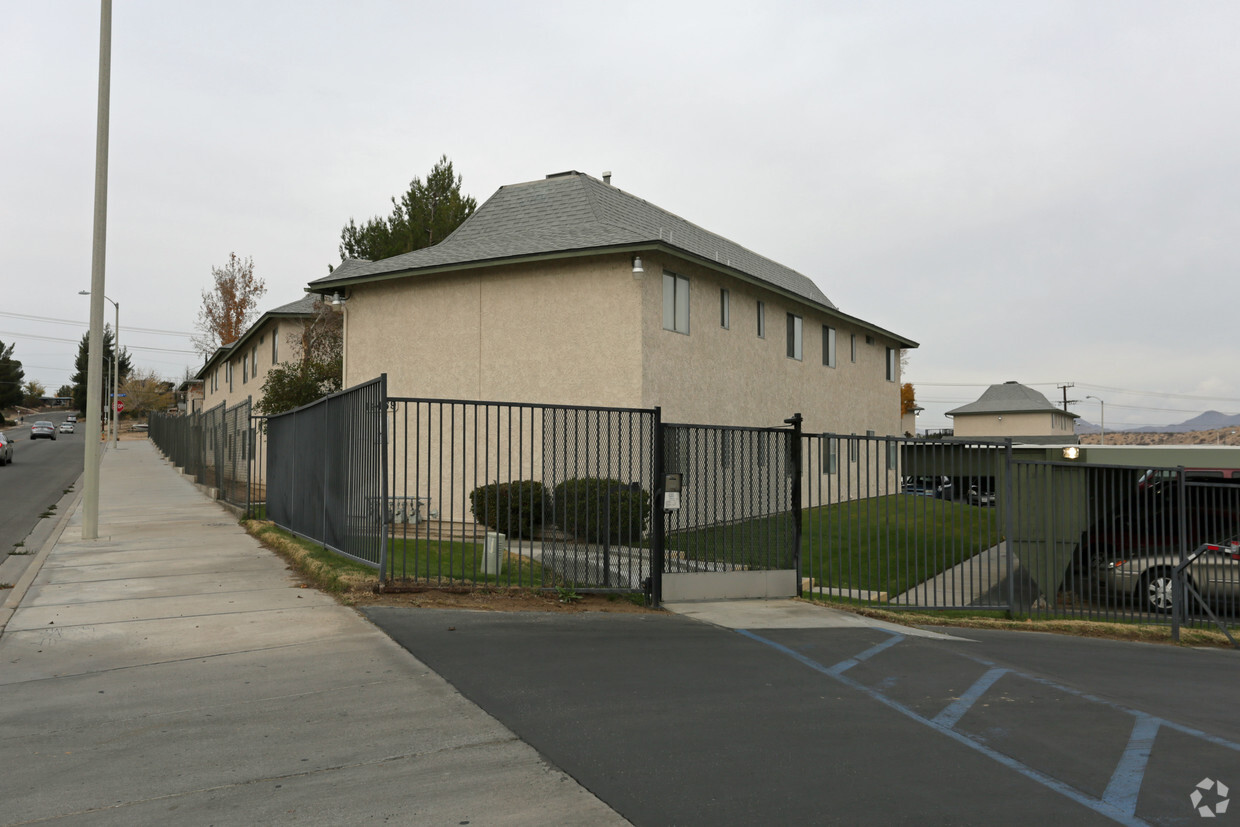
1076,410,1240,434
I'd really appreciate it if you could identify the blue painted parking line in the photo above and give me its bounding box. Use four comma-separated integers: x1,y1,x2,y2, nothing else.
931,666,1009,728
739,629,1149,827
1102,715,1161,818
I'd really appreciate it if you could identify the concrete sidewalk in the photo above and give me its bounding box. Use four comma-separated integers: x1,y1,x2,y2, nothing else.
0,440,625,826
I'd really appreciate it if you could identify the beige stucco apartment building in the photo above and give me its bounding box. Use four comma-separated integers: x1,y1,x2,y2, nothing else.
196,295,320,412
310,171,916,437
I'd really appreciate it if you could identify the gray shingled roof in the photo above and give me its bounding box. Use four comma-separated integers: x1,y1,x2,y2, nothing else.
310,171,836,309
193,295,321,379
947,382,1080,418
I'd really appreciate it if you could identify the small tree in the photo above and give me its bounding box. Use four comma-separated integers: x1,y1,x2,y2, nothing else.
192,253,266,357
56,384,73,399
0,339,25,411
23,380,46,407
119,370,175,418
255,360,340,416
901,382,917,416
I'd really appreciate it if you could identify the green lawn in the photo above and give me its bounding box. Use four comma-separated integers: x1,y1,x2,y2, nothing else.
384,537,547,587
668,494,1003,598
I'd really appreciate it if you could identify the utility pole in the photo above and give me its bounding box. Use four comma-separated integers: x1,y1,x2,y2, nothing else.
1057,382,1076,413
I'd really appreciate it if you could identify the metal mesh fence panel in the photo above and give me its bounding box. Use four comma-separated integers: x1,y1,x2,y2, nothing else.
385,398,656,593
662,424,796,573
801,435,1008,609
265,377,387,568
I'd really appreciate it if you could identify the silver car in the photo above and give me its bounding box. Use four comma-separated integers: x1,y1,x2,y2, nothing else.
30,421,56,440
0,431,13,465
1097,538,1240,614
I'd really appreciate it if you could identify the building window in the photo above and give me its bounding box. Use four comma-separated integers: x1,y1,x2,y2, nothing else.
849,433,858,462
228,362,233,392
663,272,690,334
822,438,838,474
242,355,248,384
756,301,765,338
252,344,258,373
272,328,278,363
887,440,898,471
786,314,802,360
720,289,730,329
850,334,857,363
822,325,836,368
886,347,897,382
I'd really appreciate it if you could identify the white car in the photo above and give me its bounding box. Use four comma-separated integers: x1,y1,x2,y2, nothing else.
59,421,75,434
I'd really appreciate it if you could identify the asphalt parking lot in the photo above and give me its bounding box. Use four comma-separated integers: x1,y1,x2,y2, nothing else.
364,607,1240,826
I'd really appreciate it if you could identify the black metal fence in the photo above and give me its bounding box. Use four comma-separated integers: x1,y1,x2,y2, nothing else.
265,376,387,568
176,378,1238,632
149,398,254,510
1017,461,1240,631
662,423,797,573
384,397,658,593
801,435,1011,609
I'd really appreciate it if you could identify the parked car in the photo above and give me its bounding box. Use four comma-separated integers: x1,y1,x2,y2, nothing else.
1097,535,1240,614
0,432,13,465
59,421,75,434
1077,477,1240,569
967,485,996,507
902,475,952,499
30,421,57,440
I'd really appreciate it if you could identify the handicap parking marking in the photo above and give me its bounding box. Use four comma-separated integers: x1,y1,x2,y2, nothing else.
738,628,1240,826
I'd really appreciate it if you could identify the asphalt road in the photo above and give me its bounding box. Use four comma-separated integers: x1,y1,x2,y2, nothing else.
364,608,1240,826
0,412,83,554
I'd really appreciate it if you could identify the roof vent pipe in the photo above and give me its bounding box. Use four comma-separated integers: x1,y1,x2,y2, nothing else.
603,171,612,185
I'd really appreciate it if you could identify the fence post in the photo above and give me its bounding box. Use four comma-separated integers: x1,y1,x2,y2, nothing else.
651,406,664,607
1004,439,1016,614
785,413,803,596
1173,466,1187,641
377,374,390,583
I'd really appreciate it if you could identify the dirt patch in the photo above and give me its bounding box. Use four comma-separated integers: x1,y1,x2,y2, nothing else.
346,585,661,614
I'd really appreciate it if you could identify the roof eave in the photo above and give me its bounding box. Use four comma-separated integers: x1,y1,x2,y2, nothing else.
307,242,919,348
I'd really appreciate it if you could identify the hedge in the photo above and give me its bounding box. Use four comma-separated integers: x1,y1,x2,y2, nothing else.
552,477,651,544
469,480,548,540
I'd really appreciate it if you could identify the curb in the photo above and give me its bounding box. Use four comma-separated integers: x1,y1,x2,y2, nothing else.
0,473,85,635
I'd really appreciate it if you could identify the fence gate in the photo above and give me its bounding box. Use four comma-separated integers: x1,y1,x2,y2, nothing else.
661,422,799,601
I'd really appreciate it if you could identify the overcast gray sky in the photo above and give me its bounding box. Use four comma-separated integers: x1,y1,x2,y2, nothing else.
3,1,1237,430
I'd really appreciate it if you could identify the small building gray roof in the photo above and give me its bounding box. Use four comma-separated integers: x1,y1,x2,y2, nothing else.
947,381,1080,418
310,171,836,310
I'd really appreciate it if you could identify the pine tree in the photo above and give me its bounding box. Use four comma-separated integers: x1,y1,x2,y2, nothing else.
70,326,131,414
335,155,476,266
0,340,25,411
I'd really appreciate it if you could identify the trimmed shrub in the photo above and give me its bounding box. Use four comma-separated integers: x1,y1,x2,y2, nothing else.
552,477,651,544
469,480,548,540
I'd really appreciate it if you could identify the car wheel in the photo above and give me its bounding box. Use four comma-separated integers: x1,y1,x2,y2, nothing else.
1139,569,1178,614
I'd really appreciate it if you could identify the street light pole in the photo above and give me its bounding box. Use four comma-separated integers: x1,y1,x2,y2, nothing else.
80,291,120,448
82,0,112,541
1086,395,1105,445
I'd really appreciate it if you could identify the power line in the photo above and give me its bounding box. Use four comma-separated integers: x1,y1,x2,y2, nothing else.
0,310,192,337
0,330,197,354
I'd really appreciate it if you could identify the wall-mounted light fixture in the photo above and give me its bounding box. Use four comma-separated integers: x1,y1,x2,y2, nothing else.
329,292,347,313
1062,446,1080,460
632,255,644,275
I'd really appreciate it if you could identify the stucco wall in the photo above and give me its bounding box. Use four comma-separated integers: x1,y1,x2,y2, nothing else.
952,410,1076,439
639,253,903,436
200,319,305,413
343,256,643,407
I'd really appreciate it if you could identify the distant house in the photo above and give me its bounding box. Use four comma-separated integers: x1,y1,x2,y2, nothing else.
307,170,916,436
196,295,321,412
177,379,204,414
946,381,1079,443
